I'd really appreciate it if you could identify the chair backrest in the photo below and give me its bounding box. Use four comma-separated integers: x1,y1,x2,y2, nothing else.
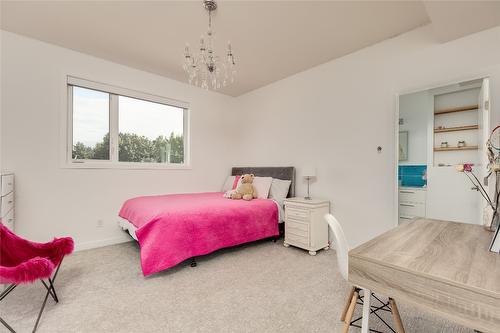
324,214,350,281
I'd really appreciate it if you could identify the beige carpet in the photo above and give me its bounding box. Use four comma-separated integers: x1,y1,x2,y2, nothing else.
1,238,473,333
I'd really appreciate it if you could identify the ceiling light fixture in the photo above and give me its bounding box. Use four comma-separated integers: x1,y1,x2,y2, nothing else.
183,0,236,90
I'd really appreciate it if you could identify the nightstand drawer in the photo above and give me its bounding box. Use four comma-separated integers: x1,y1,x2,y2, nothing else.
286,225,309,238
285,232,309,247
286,219,309,232
285,207,309,221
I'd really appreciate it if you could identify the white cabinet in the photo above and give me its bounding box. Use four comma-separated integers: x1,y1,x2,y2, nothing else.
1,172,15,231
1,174,14,196
283,198,330,255
399,187,426,224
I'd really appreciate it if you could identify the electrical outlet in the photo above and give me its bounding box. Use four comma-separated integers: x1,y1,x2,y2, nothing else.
97,219,104,228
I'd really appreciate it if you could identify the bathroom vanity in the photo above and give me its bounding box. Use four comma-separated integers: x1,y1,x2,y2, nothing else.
398,186,427,224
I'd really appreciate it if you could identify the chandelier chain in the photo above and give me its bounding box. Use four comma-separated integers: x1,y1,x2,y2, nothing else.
208,9,212,30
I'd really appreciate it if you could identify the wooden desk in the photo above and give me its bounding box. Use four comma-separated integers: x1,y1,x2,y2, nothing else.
349,218,500,333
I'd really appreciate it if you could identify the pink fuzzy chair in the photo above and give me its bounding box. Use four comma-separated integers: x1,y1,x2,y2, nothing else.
0,223,74,332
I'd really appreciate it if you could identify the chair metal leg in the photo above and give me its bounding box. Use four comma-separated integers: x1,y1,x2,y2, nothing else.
40,279,58,303
32,260,64,332
48,278,58,303
0,316,16,333
0,258,66,333
349,292,403,333
0,284,17,332
340,287,356,322
0,284,16,301
40,258,62,302
32,286,51,333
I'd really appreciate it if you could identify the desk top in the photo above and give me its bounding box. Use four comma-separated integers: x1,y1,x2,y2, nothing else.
350,218,500,298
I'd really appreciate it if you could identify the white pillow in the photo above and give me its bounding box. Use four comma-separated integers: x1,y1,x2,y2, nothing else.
269,178,291,202
252,176,273,199
222,176,236,192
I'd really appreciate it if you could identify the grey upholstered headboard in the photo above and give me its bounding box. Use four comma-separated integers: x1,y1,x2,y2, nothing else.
231,167,295,198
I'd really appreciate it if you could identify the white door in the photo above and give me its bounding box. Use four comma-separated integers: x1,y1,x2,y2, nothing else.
478,78,491,225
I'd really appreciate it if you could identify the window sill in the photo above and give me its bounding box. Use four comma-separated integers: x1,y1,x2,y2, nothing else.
62,161,192,170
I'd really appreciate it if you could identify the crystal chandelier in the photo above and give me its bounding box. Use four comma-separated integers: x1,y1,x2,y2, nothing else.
183,0,236,90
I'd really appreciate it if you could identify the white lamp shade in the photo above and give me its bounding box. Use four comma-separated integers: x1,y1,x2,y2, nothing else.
303,166,316,178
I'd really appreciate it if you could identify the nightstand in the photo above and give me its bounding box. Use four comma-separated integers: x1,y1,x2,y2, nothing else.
283,197,330,255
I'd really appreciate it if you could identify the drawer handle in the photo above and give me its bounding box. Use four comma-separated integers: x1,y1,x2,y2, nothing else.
400,190,415,194
400,203,415,207
8,219,13,222
7,200,13,204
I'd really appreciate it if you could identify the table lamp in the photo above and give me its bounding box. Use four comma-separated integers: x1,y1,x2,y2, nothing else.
303,166,316,200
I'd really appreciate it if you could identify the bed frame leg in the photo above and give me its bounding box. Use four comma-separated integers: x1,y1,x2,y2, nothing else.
278,223,285,237
190,257,197,267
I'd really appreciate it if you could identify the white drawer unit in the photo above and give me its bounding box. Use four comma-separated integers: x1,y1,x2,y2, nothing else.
1,174,14,197
399,201,425,216
283,197,330,256
0,172,15,231
398,188,426,203
398,186,426,224
2,209,14,231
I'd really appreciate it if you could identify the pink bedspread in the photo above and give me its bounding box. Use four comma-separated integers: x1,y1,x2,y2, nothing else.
119,192,279,276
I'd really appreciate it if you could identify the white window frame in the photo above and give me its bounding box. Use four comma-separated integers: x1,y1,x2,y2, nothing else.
64,76,190,169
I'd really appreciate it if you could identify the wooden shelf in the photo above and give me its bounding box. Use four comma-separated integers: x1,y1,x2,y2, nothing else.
434,105,478,115
434,125,479,133
434,145,478,152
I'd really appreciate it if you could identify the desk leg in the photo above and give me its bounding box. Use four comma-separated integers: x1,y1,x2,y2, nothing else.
361,288,371,333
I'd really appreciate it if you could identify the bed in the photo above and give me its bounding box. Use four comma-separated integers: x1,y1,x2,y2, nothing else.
118,167,295,276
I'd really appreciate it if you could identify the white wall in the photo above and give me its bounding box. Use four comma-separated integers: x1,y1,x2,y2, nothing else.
2,25,500,251
398,91,431,165
233,25,500,247
0,31,238,249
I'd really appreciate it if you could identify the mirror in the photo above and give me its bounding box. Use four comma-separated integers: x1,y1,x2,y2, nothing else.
399,131,408,161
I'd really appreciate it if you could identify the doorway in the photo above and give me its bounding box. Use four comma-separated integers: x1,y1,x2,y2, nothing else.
396,78,490,225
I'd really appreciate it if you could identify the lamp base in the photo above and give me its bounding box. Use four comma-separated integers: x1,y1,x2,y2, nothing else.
304,196,312,200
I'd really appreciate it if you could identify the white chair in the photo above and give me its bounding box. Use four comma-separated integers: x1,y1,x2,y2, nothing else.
324,214,405,333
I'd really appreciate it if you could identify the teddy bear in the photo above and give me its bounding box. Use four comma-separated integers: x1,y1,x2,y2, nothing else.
231,174,258,201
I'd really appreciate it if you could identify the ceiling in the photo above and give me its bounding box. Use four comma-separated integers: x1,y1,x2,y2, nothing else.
1,1,499,97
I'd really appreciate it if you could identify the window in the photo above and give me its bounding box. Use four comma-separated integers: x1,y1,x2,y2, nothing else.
72,87,110,160
67,77,189,168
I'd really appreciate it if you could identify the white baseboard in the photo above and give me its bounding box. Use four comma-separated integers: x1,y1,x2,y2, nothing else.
74,235,133,252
